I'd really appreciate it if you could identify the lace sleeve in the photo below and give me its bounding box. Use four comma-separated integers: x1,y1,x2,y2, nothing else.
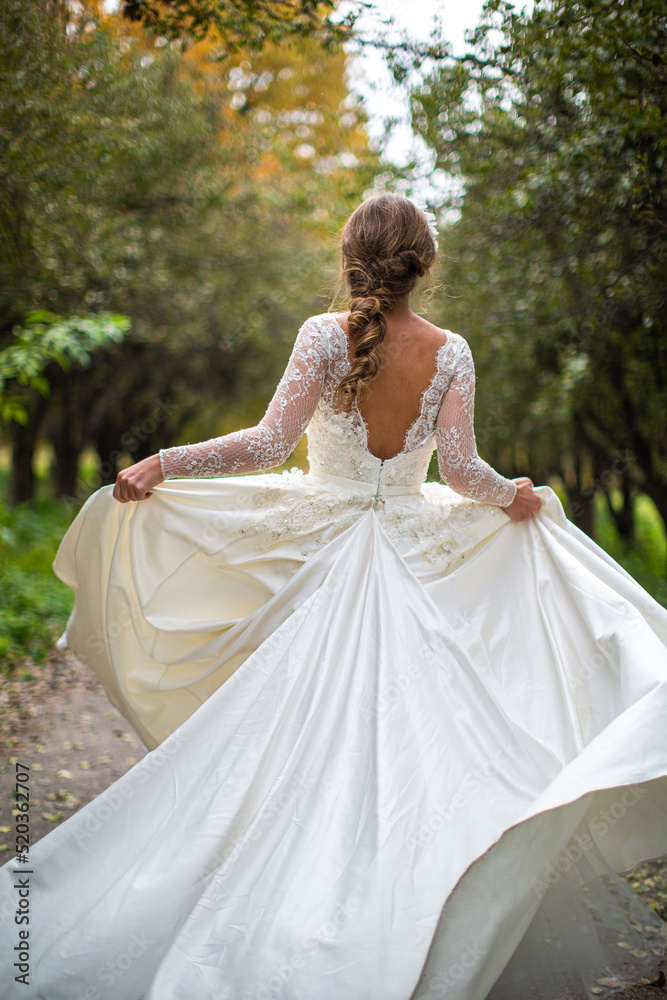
435,339,517,507
159,318,329,479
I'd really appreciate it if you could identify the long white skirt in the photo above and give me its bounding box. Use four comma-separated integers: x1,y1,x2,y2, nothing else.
0,471,665,999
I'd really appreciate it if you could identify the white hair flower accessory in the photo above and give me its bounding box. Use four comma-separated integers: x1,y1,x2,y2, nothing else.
407,197,439,251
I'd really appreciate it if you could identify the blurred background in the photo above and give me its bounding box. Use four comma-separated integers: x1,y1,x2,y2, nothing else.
0,0,665,671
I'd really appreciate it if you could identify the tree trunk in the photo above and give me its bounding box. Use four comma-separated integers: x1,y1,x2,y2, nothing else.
640,480,667,575
10,421,36,504
95,427,121,487
603,473,635,543
566,440,595,537
9,394,48,504
566,483,595,537
53,437,82,499
48,382,85,499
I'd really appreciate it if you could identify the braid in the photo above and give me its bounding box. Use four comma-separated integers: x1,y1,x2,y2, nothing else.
334,232,431,411
336,294,387,412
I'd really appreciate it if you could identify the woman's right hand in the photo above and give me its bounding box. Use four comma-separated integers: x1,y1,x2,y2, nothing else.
503,477,544,522
113,454,164,503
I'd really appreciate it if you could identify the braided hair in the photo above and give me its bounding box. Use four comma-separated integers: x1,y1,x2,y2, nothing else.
334,193,437,412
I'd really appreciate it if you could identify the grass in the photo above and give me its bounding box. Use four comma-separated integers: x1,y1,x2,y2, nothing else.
545,477,667,604
0,462,665,677
0,469,75,676
594,493,667,602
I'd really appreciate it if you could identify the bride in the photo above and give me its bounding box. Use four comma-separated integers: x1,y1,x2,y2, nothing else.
0,193,666,1000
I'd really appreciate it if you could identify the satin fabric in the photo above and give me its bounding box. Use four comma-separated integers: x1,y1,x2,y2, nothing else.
0,473,666,999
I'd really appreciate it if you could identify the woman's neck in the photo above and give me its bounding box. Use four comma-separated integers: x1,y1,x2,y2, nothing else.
385,295,413,321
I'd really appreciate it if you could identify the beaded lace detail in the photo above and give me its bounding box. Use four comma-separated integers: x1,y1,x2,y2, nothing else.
159,319,329,479
240,469,508,577
159,313,517,507
435,339,517,506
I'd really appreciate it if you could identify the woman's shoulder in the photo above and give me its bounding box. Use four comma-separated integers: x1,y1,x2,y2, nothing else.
440,328,469,354
417,318,466,347
421,320,468,355
296,313,349,362
298,312,345,336
409,319,469,366
299,312,342,326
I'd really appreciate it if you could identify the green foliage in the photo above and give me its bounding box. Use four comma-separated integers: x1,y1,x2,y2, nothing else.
595,492,667,604
408,0,667,538
120,0,361,50
0,483,74,672
0,312,129,425
0,1,380,501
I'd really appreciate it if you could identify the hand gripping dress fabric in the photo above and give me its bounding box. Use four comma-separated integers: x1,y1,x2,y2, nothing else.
0,313,666,1000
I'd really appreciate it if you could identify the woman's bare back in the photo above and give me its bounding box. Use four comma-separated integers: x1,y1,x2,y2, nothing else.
335,309,449,461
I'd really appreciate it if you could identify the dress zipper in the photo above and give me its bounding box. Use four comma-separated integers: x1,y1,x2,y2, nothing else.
372,460,385,510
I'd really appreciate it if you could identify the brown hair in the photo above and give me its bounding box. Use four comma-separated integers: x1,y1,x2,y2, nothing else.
333,193,437,412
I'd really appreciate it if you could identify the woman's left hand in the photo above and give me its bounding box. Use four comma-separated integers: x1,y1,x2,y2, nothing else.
113,454,164,503
502,477,544,522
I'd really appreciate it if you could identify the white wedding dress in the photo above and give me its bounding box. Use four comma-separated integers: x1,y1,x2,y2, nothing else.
1,313,666,1000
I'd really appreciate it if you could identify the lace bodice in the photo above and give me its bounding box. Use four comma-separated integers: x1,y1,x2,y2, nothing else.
159,313,517,507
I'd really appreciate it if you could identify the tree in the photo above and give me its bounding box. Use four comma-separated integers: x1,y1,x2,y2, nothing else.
0,312,129,503
119,0,361,49
409,0,667,540
0,0,380,503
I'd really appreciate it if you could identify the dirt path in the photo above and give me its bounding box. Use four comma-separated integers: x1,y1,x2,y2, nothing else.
1,651,665,998
0,651,147,848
